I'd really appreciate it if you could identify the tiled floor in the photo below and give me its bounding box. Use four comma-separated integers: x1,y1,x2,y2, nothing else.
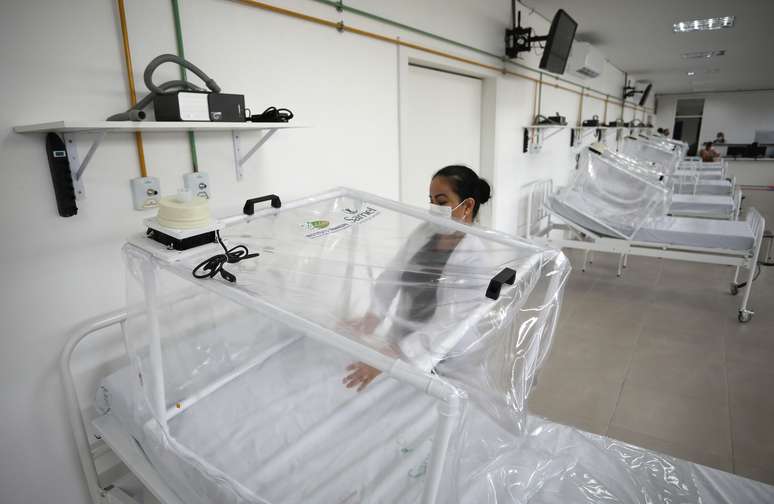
529,249,774,485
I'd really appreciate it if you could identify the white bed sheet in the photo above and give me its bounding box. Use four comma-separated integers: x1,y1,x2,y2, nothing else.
634,216,754,250
98,335,774,504
548,196,754,250
669,194,735,217
99,336,437,504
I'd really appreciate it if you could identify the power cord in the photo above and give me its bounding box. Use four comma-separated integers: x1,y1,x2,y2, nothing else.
246,107,294,123
192,230,259,283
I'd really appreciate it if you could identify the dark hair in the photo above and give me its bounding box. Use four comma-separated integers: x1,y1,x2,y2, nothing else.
657,127,665,134
432,165,491,218
703,142,713,149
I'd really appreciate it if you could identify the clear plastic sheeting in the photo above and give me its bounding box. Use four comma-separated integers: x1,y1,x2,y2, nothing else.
642,134,689,160
548,149,670,239
592,144,667,185
120,188,570,504
621,136,681,181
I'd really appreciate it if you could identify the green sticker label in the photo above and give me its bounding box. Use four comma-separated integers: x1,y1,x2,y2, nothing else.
300,220,330,231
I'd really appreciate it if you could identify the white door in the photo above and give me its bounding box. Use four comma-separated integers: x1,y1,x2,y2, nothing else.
402,65,483,212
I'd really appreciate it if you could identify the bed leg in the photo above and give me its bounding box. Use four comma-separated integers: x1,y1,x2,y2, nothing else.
616,254,624,277
623,254,628,268
582,250,590,272
738,256,759,323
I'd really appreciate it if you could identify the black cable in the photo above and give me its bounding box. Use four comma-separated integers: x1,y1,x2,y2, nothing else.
192,231,259,283
246,106,294,123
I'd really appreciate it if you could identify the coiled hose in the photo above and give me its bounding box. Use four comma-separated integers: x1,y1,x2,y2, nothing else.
107,54,220,121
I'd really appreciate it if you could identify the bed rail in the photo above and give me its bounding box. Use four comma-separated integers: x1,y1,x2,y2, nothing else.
61,309,129,504
522,178,554,239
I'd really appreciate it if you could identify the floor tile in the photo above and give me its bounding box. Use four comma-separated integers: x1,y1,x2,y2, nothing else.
529,366,622,436
637,327,725,366
726,363,774,406
610,382,731,457
607,425,732,472
730,399,774,461
626,337,726,401
641,302,731,335
733,457,774,487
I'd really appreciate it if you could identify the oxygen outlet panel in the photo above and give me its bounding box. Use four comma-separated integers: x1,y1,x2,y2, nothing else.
131,176,161,210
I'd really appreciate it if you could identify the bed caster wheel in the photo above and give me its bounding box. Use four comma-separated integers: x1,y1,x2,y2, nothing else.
738,309,753,323
730,283,739,296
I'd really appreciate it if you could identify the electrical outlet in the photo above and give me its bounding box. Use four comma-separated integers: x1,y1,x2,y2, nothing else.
528,143,543,154
184,172,210,199
131,176,161,210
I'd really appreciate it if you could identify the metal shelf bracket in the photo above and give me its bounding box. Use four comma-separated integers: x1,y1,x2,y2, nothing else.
232,129,278,180
62,131,107,199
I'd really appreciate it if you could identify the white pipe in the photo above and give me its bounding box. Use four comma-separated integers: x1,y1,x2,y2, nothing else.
141,262,168,431
165,336,302,420
420,391,462,504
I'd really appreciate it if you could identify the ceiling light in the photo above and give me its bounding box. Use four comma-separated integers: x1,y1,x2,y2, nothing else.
673,16,734,32
682,49,726,59
687,71,696,76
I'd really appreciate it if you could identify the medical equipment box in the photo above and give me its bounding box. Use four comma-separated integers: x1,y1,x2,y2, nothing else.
154,91,246,122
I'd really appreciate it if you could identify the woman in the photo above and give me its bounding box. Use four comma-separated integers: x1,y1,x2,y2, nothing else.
343,165,492,391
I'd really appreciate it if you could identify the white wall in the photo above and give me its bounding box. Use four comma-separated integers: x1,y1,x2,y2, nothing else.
0,1,643,502
655,90,774,144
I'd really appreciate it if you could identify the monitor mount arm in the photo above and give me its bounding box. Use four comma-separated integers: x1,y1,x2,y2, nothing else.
506,1,549,58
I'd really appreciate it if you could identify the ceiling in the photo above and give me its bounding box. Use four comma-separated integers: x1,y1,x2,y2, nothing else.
519,0,774,94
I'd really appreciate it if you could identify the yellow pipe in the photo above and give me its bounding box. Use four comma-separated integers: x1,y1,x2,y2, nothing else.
230,0,653,114
117,0,148,178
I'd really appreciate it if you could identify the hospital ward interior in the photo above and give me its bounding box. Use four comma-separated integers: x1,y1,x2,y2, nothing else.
4,0,774,503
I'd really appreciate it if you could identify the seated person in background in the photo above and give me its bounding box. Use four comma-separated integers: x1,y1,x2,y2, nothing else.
714,132,726,144
699,141,720,162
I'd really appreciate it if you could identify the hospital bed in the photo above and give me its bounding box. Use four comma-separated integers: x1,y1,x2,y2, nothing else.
522,154,765,323
63,285,774,503
63,187,571,504
591,144,740,219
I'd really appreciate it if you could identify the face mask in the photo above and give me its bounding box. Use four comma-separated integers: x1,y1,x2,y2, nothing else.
428,200,465,219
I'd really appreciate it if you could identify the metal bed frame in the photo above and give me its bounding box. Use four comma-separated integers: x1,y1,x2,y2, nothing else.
522,179,765,322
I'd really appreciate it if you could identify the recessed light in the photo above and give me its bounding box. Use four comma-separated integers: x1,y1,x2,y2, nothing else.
682,50,726,59
673,16,734,32
687,71,696,76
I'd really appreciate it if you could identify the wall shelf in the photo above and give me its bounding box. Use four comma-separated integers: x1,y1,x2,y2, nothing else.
522,125,570,153
521,124,652,153
13,121,308,200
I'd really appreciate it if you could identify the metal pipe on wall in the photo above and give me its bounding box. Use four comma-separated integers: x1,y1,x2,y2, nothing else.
230,0,652,114
171,0,200,173
116,0,149,178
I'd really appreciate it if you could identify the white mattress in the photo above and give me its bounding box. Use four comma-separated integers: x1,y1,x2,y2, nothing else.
669,194,735,217
99,337,437,504
549,195,754,250
634,216,754,250
98,335,774,504
673,179,732,195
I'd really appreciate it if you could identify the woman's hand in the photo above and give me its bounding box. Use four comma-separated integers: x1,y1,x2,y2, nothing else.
343,362,382,392
341,312,381,336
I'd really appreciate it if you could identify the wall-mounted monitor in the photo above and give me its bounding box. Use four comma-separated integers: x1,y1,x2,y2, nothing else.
539,9,578,74
638,83,653,106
